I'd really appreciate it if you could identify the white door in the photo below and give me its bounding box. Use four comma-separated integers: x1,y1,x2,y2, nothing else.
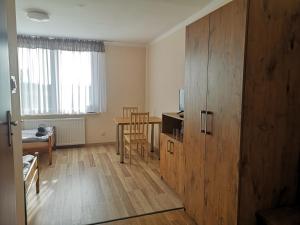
0,0,25,224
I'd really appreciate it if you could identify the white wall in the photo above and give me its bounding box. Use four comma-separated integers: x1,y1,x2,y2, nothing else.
86,44,146,143
146,28,186,116
145,28,186,147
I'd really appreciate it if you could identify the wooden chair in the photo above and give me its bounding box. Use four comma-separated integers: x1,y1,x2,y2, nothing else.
123,106,138,118
122,106,138,134
124,112,149,164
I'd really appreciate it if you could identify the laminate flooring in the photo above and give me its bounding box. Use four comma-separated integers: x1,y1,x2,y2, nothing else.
26,144,183,225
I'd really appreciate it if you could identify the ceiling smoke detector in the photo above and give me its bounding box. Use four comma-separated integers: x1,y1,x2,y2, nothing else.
26,10,50,22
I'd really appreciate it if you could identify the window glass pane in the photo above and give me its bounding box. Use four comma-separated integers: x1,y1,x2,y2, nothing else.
18,47,53,115
58,50,92,114
18,47,103,115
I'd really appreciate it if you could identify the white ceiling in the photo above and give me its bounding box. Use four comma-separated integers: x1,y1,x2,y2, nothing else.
15,0,212,44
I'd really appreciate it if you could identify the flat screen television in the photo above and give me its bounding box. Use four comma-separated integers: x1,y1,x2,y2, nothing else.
179,89,184,112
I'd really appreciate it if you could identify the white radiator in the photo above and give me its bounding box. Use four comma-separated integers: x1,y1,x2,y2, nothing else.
22,118,86,146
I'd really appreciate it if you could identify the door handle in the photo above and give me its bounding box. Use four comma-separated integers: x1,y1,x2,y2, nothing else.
10,75,17,94
200,110,206,133
11,121,18,126
206,111,213,135
167,140,170,152
7,111,18,146
169,141,174,155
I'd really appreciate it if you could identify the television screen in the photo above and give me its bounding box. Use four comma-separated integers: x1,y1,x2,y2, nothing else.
179,89,184,112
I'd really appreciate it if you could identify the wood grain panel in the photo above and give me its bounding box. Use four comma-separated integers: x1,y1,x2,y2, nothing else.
0,125,17,225
174,140,184,200
256,207,300,225
184,16,209,225
204,1,247,225
160,133,168,179
166,139,176,189
239,1,300,224
160,133,184,199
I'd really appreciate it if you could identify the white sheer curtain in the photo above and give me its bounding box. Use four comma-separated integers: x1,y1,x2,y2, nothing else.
18,47,106,115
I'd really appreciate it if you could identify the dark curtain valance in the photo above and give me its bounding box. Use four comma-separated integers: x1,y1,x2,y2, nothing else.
17,35,105,52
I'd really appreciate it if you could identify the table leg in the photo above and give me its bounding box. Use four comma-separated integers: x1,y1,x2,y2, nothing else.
151,123,154,152
120,125,124,163
116,124,120,155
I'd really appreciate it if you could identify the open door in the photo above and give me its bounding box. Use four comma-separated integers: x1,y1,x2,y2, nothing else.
0,0,24,224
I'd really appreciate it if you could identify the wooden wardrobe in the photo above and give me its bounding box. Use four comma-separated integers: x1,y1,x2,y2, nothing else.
184,0,300,225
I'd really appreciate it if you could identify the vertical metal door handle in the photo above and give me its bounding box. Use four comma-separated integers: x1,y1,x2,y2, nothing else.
167,140,170,152
7,111,18,146
170,141,174,155
10,75,17,94
206,111,213,135
200,110,206,133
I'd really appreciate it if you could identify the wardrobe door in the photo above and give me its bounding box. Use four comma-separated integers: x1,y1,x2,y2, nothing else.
239,1,300,224
184,16,209,225
203,1,248,225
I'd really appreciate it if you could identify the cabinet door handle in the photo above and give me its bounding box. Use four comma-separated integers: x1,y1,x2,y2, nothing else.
167,140,170,152
200,110,206,134
206,111,213,135
170,141,174,155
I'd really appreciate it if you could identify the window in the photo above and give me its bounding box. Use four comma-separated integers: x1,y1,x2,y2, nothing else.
18,36,106,115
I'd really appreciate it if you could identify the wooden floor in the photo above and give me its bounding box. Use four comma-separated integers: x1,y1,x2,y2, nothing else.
98,209,196,225
27,144,183,225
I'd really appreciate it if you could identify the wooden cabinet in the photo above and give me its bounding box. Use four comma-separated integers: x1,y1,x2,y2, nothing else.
203,3,247,225
173,140,184,199
185,6,245,222
160,133,175,188
184,1,300,225
160,133,184,200
160,113,185,200
159,133,168,179
184,15,208,224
